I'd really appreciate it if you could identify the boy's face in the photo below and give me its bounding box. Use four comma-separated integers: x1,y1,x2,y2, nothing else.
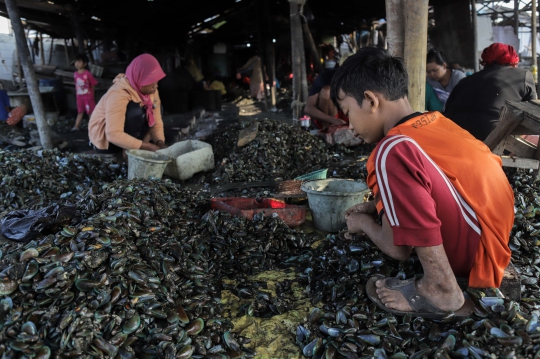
74,60,85,70
337,90,385,144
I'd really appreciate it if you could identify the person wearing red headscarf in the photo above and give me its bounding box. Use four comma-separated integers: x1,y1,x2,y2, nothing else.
444,43,536,141
89,54,167,156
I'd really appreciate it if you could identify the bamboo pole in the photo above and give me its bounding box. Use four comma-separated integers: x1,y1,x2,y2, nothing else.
5,0,53,149
515,0,520,35
63,38,70,65
532,0,537,82
289,0,308,121
385,0,404,58
39,32,44,65
471,0,479,72
301,15,323,73
48,38,54,65
403,0,429,112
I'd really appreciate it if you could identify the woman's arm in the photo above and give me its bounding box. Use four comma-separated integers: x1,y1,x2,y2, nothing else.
148,90,166,148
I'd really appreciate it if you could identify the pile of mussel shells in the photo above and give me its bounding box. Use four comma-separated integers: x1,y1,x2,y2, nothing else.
0,178,315,358
0,149,125,215
289,231,540,359
207,120,333,183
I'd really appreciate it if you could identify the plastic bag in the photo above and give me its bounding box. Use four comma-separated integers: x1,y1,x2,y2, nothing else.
0,204,78,242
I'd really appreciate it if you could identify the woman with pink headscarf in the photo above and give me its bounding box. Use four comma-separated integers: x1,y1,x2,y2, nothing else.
89,54,167,156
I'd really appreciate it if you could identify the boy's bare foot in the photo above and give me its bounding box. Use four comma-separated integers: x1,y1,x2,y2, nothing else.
375,275,464,312
375,244,465,313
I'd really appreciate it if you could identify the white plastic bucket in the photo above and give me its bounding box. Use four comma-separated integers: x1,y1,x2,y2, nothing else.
157,140,215,180
302,179,369,233
126,150,172,180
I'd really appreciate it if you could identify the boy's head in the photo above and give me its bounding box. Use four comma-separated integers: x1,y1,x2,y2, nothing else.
330,47,409,143
74,53,89,70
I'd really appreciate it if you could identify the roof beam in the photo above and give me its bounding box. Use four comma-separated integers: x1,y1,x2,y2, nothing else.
0,0,65,14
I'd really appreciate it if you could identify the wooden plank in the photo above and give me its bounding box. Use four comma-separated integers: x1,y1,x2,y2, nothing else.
500,156,540,170
484,105,524,150
506,101,540,122
505,136,537,158
522,115,540,133
510,124,539,135
493,139,507,156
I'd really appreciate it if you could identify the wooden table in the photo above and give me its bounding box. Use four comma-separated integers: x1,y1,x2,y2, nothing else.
484,100,540,172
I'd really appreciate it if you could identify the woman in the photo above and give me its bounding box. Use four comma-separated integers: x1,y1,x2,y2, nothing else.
444,43,537,141
236,51,266,100
426,49,466,106
88,54,167,157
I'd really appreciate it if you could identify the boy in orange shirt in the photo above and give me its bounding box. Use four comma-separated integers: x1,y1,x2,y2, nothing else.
331,48,513,319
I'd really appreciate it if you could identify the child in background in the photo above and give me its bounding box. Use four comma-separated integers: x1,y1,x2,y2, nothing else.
73,53,97,131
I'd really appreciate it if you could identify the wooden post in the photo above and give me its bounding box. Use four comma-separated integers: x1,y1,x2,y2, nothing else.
471,0,479,72
267,42,277,110
404,0,429,112
385,0,405,58
48,38,54,65
289,0,308,121
39,33,44,65
5,0,53,149
70,13,86,54
63,38,70,65
301,16,323,74
257,0,269,111
515,0,520,35
532,0,537,77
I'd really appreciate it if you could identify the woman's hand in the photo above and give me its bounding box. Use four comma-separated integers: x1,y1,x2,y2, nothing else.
155,140,167,149
140,142,161,152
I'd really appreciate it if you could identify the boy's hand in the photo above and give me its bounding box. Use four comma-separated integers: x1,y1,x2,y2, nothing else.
156,140,167,149
345,201,376,217
345,212,375,235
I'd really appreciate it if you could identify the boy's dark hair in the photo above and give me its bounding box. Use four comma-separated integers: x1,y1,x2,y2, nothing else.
426,48,446,65
330,47,408,108
75,53,89,65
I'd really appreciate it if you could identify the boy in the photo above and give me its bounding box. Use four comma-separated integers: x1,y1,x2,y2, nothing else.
331,48,513,318
73,53,97,131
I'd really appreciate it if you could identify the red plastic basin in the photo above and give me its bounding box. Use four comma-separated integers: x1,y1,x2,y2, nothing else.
210,197,306,227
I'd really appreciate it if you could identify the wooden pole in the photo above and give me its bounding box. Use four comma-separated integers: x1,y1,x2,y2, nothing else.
257,0,269,111
301,15,323,73
39,32,44,65
515,0,520,35
385,0,405,58
532,0,537,80
48,38,54,65
63,38,70,65
289,0,308,121
471,0,479,72
70,13,86,54
403,0,429,112
5,0,53,149
267,42,277,109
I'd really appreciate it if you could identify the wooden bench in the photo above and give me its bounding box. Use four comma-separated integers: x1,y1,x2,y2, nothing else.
484,100,540,173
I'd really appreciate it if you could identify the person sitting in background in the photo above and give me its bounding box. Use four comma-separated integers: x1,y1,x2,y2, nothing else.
304,53,351,129
426,49,465,107
237,51,266,100
444,43,537,141
88,54,167,160
425,82,443,112
0,84,11,122
204,73,227,96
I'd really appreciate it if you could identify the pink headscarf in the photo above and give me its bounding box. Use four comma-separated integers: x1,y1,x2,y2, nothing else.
125,54,166,127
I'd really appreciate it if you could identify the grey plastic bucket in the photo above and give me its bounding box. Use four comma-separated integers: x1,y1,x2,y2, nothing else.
126,150,172,180
302,179,369,233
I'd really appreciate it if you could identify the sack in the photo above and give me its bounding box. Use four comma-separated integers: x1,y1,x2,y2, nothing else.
0,204,78,242
6,105,27,126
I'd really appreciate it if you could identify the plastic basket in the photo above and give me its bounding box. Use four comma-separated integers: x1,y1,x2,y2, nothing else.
294,168,328,181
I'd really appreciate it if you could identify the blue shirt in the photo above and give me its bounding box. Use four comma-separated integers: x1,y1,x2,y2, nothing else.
0,90,10,121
